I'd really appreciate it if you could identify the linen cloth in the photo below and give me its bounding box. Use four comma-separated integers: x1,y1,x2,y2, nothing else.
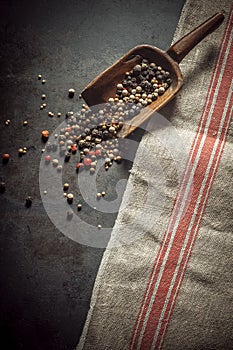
76,0,233,349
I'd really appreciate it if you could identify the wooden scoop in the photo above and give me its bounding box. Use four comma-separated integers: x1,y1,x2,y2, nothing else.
81,13,224,138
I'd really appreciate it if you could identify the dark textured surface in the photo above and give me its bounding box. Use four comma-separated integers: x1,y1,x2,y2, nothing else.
0,1,185,349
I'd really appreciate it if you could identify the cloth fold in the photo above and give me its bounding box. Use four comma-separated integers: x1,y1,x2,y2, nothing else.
77,0,233,349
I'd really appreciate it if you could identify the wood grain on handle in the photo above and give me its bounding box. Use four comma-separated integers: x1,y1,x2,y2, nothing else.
167,12,224,63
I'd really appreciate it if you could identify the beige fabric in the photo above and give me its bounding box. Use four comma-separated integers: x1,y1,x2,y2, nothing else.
76,0,233,349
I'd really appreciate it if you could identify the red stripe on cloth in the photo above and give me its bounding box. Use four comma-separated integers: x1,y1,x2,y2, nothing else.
130,15,233,348
130,8,233,350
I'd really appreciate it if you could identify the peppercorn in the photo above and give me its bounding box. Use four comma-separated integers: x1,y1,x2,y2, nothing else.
68,88,75,98
98,224,102,229
52,159,59,167
23,120,28,126
45,155,51,163
132,65,141,76
63,183,69,190
0,182,6,193
76,163,84,172
38,74,42,80
41,94,46,100
67,193,74,204
66,111,74,119
77,204,82,211
41,130,49,141
18,148,24,156
115,156,122,163
64,152,71,162
25,196,32,208
42,79,46,84
97,192,102,199
2,153,10,163
95,149,101,157
84,158,92,167
5,119,10,126
158,86,165,95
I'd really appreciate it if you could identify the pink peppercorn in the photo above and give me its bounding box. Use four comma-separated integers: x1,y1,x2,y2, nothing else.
45,155,51,162
84,158,92,166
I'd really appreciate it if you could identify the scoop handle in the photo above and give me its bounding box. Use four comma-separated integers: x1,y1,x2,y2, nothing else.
167,12,224,63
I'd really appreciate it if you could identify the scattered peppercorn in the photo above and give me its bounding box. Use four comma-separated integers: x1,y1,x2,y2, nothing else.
97,192,102,199
77,203,82,211
45,155,51,163
63,183,69,191
25,196,32,207
41,130,49,141
38,59,172,219
68,88,75,98
64,152,71,162
0,182,6,193
2,153,10,163
18,148,24,156
76,163,84,172
67,193,74,204
5,119,10,126
52,159,59,167
84,158,92,167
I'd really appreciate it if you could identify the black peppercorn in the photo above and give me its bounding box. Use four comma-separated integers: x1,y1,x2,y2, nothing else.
64,152,71,162
84,128,91,135
25,196,32,208
0,182,6,193
132,65,141,76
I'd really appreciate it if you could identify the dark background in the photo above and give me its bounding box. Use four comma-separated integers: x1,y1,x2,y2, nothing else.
0,1,185,349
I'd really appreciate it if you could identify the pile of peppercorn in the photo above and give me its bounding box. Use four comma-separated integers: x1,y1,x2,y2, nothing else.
43,59,172,174
113,58,172,106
